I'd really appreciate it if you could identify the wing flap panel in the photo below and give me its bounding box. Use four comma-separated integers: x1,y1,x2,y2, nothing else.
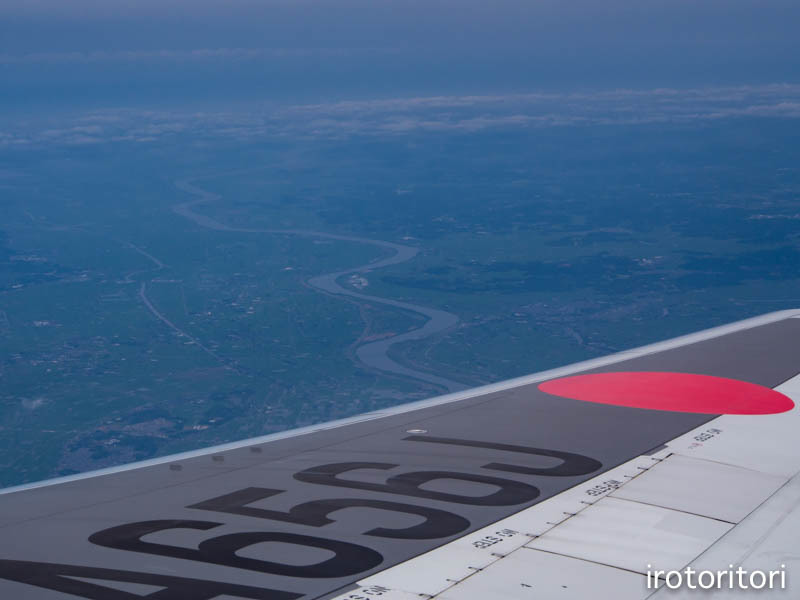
612,454,786,523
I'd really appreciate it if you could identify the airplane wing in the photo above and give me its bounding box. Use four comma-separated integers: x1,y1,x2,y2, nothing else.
2,309,800,599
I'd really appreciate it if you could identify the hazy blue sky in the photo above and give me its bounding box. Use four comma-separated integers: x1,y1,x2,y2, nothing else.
2,1,799,112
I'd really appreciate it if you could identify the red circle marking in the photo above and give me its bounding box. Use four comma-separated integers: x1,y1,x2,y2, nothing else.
538,372,794,415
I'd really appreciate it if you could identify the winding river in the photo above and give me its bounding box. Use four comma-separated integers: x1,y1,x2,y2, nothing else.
173,179,467,392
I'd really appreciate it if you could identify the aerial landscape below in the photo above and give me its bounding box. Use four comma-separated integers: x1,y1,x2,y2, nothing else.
2,86,800,488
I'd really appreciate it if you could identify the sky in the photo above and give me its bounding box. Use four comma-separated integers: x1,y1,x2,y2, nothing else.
2,0,799,113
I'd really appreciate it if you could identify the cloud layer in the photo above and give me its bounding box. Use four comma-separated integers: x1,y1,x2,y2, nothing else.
3,84,800,148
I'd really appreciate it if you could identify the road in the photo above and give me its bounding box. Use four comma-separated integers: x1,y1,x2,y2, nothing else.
172,179,466,392
138,282,227,366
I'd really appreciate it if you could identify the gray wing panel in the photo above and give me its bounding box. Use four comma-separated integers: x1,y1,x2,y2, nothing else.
1,312,799,599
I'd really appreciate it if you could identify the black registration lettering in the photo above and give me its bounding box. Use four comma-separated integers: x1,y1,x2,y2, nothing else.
88,519,382,578
403,435,602,477
294,462,539,506
188,487,470,539
0,559,299,600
